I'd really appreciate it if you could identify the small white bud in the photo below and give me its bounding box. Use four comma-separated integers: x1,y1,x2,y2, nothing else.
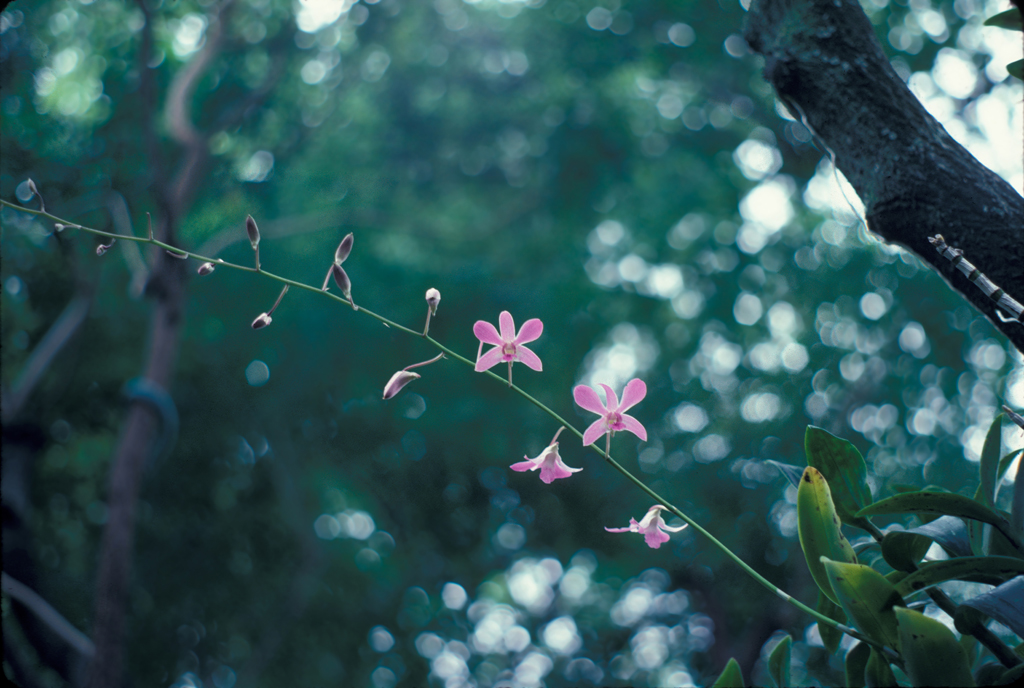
251,313,272,329
197,262,216,276
383,370,420,400
425,288,441,315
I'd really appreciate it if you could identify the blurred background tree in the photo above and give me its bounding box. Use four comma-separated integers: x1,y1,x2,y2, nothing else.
1,0,1021,687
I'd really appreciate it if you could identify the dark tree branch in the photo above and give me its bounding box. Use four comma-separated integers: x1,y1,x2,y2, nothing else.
745,0,1024,351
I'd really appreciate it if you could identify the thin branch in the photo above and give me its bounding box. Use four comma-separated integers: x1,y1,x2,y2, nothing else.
1,294,92,424
2,572,95,658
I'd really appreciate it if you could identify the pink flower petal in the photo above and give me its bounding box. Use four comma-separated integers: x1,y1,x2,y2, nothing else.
642,527,671,549
475,347,505,372
618,414,648,441
538,460,581,483
515,318,544,345
473,320,503,345
573,385,608,415
515,345,543,372
581,418,607,447
618,378,647,413
598,384,619,412
510,459,538,472
498,311,516,342
604,526,632,533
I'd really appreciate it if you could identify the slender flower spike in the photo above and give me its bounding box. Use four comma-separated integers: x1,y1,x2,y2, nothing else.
510,427,581,483
473,311,543,386
605,505,687,549
573,379,647,447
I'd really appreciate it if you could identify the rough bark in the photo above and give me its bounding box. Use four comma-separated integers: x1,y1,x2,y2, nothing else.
745,0,1024,351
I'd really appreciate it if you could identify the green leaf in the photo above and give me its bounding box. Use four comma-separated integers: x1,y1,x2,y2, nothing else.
823,558,905,649
955,576,1024,638
984,9,1024,31
880,529,933,572
857,492,1021,554
865,648,898,687
1009,58,1024,81
998,449,1023,485
711,657,745,688
845,641,871,688
895,607,975,687
767,635,791,688
979,414,1003,507
894,556,1024,597
799,467,859,604
805,426,874,528
817,590,847,654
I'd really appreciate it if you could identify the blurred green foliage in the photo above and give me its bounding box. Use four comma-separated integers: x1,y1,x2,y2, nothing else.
1,0,1021,686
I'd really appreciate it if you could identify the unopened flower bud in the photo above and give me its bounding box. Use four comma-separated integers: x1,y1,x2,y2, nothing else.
54,223,65,232
383,370,420,400
251,313,272,329
27,178,39,196
334,233,354,265
245,215,260,249
96,240,115,256
197,262,216,276
331,263,352,297
425,288,441,315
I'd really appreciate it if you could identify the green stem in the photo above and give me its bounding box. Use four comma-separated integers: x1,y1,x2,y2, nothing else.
3,198,881,649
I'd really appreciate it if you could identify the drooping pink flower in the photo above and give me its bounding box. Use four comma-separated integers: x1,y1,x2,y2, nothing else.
573,379,647,447
473,311,543,386
510,427,581,483
605,505,687,549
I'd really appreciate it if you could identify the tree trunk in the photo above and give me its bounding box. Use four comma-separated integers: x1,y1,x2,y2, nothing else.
744,0,1024,351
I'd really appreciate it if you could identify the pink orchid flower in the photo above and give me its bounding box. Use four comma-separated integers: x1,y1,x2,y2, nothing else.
573,379,648,447
605,505,688,549
473,311,543,386
510,427,581,483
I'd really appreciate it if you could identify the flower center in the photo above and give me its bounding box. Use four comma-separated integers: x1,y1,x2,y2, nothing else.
502,343,517,357
607,412,622,428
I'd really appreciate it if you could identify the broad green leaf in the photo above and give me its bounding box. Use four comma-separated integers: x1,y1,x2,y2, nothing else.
711,657,744,688
978,414,1003,507
955,576,1024,638
805,426,873,528
895,556,1024,597
799,467,858,604
880,529,932,572
857,492,1021,554
845,641,871,688
823,558,905,649
984,9,1024,30
1008,58,1023,80
973,663,1007,686
902,515,972,558
767,635,791,688
997,664,1024,685
768,460,804,489
865,648,897,687
895,607,974,687
817,590,847,654
997,448,1023,486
